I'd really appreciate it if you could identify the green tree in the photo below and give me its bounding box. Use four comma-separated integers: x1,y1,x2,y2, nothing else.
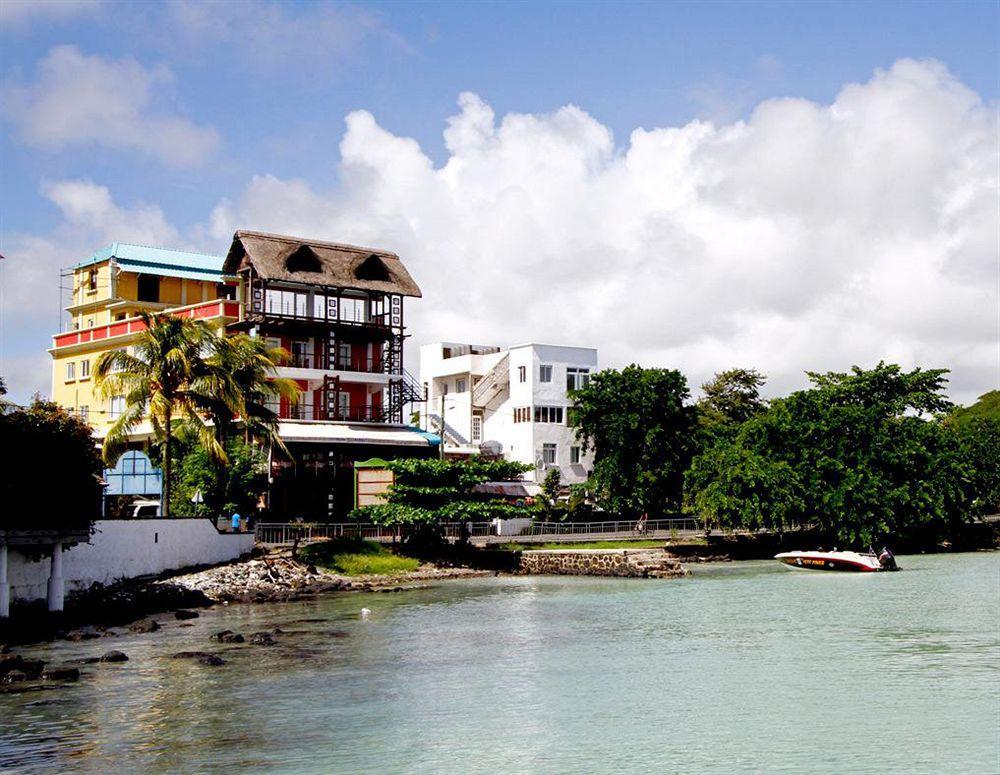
199,333,299,449
171,437,266,517
697,368,767,430
0,399,103,532
95,312,233,518
686,363,974,545
541,467,562,507
955,417,1000,515
352,457,535,537
570,366,698,518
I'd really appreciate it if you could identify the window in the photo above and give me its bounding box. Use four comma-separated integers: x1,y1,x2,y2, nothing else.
285,245,322,273
137,273,160,303
518,365,526,383
356,254,391,281
338,342,352,368
533,406,565,424
456,378,467,393
109,396,125,420
338,391,351,418
265,288,309,317
291,340,311,368
542,443,557,465
87,318,94,328
87,269,98,292
78,406,90,422
66,362,76,381
539,364,552,383
570,446,581,464
567,367,591,392
340,296,367,323
80,359,90,378
472,415,483,442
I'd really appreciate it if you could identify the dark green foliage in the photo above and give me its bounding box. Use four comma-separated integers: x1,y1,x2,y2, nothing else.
350,456,535,530
954,417,1000,514
686,363,979,545
697,368,767,430
541,467,562,506
0,400,102,532
571,365,698,518
167,437,266,517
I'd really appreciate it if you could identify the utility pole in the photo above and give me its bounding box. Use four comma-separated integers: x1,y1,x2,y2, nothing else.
439,393,445,460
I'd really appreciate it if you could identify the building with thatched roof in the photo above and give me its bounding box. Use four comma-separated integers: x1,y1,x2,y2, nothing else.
223,231,434,519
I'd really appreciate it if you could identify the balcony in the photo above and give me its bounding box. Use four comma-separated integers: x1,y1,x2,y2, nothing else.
252,289,399,332
52,300,241,351
279,401,389,423
288,352,386,374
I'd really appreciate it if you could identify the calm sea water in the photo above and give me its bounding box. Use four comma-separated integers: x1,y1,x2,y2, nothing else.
2,553,998,774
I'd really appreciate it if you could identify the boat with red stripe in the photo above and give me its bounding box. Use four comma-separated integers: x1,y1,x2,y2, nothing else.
775,548,898,572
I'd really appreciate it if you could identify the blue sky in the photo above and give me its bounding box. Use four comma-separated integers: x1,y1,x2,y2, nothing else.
1,1,998,403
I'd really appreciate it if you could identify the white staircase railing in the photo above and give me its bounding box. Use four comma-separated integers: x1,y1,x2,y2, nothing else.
471,353,510,407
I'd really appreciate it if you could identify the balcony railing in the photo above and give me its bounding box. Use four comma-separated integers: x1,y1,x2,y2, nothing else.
279,402,388,423
285,353,386,374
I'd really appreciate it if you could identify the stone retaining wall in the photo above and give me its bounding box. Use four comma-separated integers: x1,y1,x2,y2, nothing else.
518,549,687,578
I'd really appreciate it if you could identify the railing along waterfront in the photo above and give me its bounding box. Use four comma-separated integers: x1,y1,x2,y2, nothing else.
255,517,703,546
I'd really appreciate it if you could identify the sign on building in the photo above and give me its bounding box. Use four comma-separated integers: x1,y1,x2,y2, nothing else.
354,458,395,508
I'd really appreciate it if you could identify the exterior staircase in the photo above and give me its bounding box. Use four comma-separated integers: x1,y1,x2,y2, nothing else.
471,353,509,408
427,413,470,447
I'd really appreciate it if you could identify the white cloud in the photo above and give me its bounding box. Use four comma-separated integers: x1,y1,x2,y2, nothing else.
209,60,998,404
4,60,996,406
0,0,102,29
2,45,218,166
1,180,184,401
3,180,178,323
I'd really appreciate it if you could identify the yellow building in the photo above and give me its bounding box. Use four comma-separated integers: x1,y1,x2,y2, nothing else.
49,243,239,434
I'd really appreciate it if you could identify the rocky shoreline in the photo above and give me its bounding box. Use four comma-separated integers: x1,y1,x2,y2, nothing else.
164,555,494,604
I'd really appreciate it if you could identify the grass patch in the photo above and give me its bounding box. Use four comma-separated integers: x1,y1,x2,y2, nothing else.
299,538,421,576
497,539,668,551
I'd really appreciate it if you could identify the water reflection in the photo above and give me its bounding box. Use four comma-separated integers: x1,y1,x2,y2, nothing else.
2,553,998,774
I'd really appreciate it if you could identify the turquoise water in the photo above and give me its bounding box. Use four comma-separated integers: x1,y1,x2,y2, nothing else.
2,553,998,774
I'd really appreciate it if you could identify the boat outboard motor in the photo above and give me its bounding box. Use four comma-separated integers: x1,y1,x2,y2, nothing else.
878,547,898,571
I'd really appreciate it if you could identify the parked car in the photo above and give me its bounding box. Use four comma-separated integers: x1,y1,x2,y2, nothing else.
130,500,161,518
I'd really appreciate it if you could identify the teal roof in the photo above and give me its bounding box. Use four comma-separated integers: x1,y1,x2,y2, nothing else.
77,243,229,282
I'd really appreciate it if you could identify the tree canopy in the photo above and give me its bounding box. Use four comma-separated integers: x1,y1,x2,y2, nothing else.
697,368,767,430
685,363,988,545
571,365,698,518
352,457,535,532
0,399,103,533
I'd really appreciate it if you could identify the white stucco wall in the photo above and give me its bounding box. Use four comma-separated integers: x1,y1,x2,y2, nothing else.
422,341,597,484
7,519,254,603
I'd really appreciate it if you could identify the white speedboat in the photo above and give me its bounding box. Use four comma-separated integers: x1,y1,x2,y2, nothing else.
775,548,898,572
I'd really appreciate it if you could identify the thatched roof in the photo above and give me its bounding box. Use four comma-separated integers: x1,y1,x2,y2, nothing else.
223,231,421,298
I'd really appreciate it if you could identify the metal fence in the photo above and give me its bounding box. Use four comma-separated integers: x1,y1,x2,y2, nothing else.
255,517,703,546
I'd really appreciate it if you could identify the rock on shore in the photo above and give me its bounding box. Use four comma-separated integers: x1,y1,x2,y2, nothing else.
163,556,492,604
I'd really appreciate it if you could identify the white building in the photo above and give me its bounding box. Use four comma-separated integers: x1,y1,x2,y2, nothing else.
419,342,597,484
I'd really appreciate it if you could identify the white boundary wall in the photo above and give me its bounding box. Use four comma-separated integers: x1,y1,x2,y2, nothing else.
7,519,254,603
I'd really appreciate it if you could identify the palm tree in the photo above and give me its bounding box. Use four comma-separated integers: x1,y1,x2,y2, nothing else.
199,333,300,451
94,312,232,518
